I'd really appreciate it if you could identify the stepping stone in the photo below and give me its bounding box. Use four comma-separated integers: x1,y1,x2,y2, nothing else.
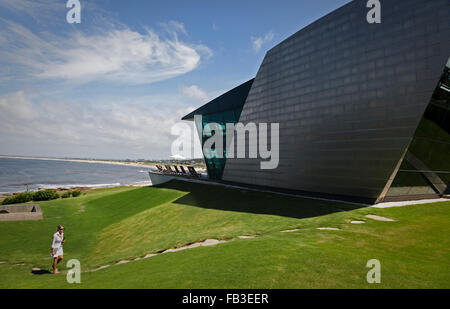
116,260,130,265
281,229,300,233
143,254,157,259
163,247,188,253
365,215,395,222
186,243,202,249
0,261,6,264
238,235,257,239
350,220,365,224
317,227,340,231
201,239,221,246
31,267,41,271
91,265,110,272
134,257,142,261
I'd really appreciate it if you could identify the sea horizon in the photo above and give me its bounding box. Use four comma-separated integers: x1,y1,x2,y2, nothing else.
0,157,154,195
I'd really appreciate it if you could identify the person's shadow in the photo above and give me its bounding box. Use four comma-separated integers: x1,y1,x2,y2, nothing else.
31,269,52,275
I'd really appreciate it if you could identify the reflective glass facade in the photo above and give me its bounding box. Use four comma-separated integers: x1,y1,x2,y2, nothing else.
387,62,450,199
185,79,254,179
197,109,243,179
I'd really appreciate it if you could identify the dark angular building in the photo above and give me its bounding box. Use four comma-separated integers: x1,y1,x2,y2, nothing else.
183,0,450,204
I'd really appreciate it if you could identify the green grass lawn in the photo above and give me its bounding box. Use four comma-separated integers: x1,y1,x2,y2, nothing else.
0,180,448,288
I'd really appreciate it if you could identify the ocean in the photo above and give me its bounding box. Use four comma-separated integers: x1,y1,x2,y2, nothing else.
0,157,153,194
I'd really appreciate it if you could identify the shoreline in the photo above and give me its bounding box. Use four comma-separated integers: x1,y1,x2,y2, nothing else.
0,155,205,198
0,156,156,198
0,155,156,169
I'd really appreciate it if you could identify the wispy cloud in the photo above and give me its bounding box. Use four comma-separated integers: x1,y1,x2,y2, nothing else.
251,31,274,52
181,85,209,103
0,19,212,85
0,90,199,158
158,20,188,36
0,0,63,22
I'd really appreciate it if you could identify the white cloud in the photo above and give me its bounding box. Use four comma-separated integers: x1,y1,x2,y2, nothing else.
158,20,188,36
0,90,37,121
251,31,274,52
0,19,212,85
0,90,201,159
181,85,209,102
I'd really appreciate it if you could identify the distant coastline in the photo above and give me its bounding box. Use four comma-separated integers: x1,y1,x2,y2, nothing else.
0,155,205,197
0,156,156,198
0,155,156,169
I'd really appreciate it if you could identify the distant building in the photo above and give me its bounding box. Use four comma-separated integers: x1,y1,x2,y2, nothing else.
183,0,450,203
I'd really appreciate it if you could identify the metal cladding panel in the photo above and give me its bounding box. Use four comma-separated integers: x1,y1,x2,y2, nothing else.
222,0,450,200
182,79,254,120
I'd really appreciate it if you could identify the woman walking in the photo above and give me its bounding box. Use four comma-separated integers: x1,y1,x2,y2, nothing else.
51,225,65,274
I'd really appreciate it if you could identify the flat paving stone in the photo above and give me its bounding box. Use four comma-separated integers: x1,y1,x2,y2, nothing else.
186,243,202,249
116,260,130,265
350,220,366,224
163,247,188,253
365,215,395,222
201,239,221,246
281,229,300,233
317,227,340,231
143,254,157,259
90,265,110,272
238,235,257,239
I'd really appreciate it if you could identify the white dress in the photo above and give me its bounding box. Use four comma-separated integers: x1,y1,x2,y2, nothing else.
51,232,64,258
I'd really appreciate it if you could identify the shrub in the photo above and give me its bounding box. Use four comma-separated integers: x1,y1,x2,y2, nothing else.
32,189,59,201
1,192,33,205
71,190,82,197
1,197,13,205
61,191,72,199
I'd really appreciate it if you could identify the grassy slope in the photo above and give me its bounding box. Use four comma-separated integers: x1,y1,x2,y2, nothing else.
0,180,448,288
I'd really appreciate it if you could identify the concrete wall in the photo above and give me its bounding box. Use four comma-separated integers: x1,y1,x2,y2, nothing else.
0,204,42,221
222,0,450,201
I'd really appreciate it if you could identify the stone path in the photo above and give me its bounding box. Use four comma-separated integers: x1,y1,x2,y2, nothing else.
20,211,400,274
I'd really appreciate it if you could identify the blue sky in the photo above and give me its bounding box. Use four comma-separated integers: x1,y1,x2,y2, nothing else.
0,0,350,159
